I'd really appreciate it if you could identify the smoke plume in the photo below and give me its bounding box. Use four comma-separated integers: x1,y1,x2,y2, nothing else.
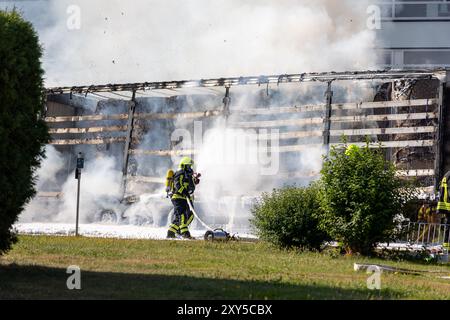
3,0,378,86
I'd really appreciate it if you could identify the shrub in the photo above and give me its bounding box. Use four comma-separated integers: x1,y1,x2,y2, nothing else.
0,10,49,254
250,183,330,250
318,143,415,255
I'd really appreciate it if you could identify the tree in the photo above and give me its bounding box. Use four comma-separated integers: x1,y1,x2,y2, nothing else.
318,143,414,255
0,10,49,254
251,183,330,251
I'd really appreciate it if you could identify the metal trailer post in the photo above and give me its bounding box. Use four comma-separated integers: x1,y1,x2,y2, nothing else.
122,90,137,196
435,82,445,190
323,81,333,154
223,86,231,118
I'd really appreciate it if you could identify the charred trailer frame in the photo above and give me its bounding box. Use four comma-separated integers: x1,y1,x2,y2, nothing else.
37,69,450,229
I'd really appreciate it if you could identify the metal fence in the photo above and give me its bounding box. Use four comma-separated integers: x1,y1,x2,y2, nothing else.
400,222,450,246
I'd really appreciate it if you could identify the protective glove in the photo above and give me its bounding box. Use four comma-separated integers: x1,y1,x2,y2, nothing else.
193,172,201,185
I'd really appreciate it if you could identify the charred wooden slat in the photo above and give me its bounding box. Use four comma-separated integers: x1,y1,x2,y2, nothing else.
48,126,128,134
258,130,324,140
234,117,324,128
126,169,435,188
127,176,165,184
331,112,437,122
330,126,436,136
45,114,129,122
332,98,437,111
135,110,223,120
129,139,435,157
396,169,435,177
332,140,435,148
131,126,437,141
227,127,436,140
44,101,437,123
231,105,325,114
36,192,63,198
129,149,196,156
49,137,126,145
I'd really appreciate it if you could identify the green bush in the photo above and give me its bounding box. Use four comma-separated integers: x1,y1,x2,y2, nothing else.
250,184,330,250
318,143,414,255
0,10,49,254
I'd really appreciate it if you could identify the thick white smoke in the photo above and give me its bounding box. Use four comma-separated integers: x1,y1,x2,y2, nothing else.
56,155,123,223
35,145,66,190
21,145,66,222
3,0,378,86
23,149,124,224
12,0,382,233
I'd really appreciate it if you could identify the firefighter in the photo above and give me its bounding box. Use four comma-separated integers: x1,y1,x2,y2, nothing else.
437,171,450,220
166,157,199,239
437,171,450,245
417,202,430,223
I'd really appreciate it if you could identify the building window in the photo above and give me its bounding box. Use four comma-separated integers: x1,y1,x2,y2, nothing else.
395,4,427,18
379,0,450,19
404,50,450,65
438,4,450,16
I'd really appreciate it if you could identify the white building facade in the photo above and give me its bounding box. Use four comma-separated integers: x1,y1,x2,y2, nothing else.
376,0,450,68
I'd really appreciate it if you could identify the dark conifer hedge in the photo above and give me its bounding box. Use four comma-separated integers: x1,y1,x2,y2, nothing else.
0,10,49,254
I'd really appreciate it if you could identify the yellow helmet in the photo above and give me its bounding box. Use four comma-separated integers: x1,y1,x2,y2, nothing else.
179,156,194,169
345,144,359,156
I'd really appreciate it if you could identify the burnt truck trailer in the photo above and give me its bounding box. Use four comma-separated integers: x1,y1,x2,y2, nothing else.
35,69,450,230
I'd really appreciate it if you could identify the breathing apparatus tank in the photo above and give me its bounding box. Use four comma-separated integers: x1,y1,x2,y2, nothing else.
165,169,174,198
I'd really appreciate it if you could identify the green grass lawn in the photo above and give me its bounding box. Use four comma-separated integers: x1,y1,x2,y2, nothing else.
0,235,449,299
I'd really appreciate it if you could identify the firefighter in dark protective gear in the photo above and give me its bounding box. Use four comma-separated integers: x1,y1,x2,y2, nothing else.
437,171,450,221
166,157,200,239
437,171,450,246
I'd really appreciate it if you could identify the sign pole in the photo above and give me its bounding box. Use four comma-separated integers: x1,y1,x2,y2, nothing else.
75,152,84,237
75,170,81,236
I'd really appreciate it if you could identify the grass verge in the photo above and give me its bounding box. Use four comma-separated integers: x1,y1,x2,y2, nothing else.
0,235,449,299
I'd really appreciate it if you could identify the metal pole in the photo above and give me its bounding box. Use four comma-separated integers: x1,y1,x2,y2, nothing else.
323,81,333,155
438,224,442,244
122,90,136,197
434,83,445,190
223,86,231,127
432,224,436,245
76,169,81,237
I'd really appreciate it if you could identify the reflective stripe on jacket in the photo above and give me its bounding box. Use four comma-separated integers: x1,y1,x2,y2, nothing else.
171,169,195,200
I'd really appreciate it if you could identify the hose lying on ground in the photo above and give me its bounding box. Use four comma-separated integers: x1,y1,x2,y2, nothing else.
354,263,449,278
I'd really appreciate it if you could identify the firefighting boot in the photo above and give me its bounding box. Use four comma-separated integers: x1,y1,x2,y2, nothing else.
166,230,176,239
181,231,193,239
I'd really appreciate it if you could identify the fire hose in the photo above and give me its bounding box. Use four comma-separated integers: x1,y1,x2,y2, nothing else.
186,197,212,231
186,197,235,241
